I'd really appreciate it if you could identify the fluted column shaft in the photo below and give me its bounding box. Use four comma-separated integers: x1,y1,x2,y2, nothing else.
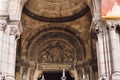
95,22,107,80
6,32,16,80
0,23,6,79
102,26,111,80
6,22,22,80
2,23,10,79
97,29,106,78
107,21,120,80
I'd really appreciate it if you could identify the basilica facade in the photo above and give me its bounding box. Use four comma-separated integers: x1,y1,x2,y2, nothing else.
0,0,120,80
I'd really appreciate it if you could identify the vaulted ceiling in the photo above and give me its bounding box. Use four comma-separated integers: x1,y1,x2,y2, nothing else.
23,0,89,22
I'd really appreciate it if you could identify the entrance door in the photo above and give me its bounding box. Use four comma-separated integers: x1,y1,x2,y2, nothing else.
38,71,74,80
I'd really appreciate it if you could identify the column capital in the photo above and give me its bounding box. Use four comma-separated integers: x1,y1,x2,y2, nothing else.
8,21,23,37
95,27,102,35
107,20,120,30
95,24,103,38
93,21,106,41
6,75,15,80
0,16,8,31
0,23,6,31
94,21,106,33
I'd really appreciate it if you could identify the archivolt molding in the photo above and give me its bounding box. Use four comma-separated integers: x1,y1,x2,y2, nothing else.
23,25,87,67
4,0,97,23
23,6,89,22
85,0,94,16
91,0,101,22
9,0,27,21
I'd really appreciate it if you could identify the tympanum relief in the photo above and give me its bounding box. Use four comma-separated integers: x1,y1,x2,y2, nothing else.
37,41,74,63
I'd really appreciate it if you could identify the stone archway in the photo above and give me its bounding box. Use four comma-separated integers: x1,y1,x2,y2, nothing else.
0,0,99,80
13,0,98,79
15,25,97,80
26,26,86,61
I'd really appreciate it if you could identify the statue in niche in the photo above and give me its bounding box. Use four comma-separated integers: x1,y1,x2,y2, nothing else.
38,41,74,63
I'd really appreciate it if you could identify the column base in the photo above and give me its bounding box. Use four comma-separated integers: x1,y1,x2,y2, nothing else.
112,72,120,80
98,76,107,80
6,76,15,80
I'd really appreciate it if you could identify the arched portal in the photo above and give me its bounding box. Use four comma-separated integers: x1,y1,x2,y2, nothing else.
14,0,97,80
15,25,97,80
0,0,102,80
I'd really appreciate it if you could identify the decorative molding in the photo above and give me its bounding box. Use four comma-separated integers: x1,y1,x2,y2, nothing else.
107,21,120,31
8,21,23,36
92,0,101,21
0,23,6,31
27,26,86,61
38,64,73,71
10,27,19,35
23,6,90,22
9,0,26,21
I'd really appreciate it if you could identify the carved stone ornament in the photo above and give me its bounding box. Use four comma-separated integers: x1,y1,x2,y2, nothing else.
10,27,18,35
0,23,6,31
37,41,75,63
106,20,120,31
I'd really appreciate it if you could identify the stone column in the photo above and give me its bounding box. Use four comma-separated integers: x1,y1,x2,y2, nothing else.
31,69,37,80
33,68,38,80
6,29,17,80
26,68,31,80
70,69,79,80
95,22,106,79
0,23,6,79
95,21,112,80
15,66,21,80
2,23,10,78
19,67,24,80
6,22,22,80
107,21,120,80
103,26,112,80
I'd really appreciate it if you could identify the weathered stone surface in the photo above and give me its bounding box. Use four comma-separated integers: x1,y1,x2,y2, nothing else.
25,0,87,18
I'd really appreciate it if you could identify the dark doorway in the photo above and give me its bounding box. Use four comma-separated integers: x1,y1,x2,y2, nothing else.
38,71,74,80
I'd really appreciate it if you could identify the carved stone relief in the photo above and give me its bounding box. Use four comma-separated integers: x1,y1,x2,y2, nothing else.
37,41,74,63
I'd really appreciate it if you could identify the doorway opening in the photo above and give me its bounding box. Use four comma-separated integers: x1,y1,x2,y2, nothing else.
38,71,74,80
